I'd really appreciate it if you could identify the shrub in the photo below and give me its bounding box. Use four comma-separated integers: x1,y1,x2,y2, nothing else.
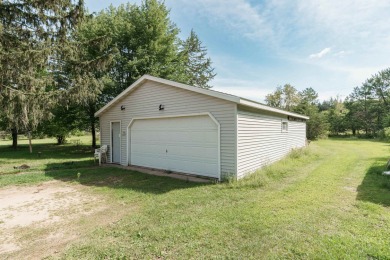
0,131,10,140
378,127,390,141
71,129,86,137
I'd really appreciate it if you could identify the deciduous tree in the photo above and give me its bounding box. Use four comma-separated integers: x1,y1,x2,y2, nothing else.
75,1,216,147
265,84,300,111
294,88,328,140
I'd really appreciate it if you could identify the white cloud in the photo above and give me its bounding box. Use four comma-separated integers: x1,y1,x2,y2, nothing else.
327,65,382,87
174,0,390,99
333,50,351,58
170,0,276,43
295,0,390,52
170,0,390,59
309,48,331,59
86,0,390,101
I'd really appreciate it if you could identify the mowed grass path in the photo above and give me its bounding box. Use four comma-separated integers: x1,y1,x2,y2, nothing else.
1,138,390,259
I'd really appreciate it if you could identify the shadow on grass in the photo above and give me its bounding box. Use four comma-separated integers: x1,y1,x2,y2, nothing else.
356,157,390,207
0,143,94,161
327,137,388,143
0,141,196,197
0,143,96,175
44,163,206,195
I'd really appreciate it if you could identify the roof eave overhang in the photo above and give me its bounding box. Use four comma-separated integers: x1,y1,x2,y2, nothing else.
239,98,310,120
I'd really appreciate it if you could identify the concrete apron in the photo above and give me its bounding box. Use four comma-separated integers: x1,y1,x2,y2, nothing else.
102,164,214,183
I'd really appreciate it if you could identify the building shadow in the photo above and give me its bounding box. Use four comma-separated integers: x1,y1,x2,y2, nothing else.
356,157,390,207
44,163,207,195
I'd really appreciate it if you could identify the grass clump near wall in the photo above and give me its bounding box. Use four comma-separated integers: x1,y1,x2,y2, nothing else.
229,146,317,189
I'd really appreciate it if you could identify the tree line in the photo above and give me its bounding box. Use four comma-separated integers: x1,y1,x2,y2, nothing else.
1,1,389,152
0,0,215,151
264,67,390,140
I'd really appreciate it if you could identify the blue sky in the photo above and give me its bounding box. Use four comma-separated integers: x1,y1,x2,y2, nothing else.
85,0,390,102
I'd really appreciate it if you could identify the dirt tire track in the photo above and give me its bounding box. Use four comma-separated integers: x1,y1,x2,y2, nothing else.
0,180,130,259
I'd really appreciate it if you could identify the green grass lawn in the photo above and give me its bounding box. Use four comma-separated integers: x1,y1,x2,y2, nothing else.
1,137,390,258
0,135,96,175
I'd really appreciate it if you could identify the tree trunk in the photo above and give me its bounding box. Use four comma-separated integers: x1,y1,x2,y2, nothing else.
91,120,96,148
89,103,97,148
11,128,18,149
352,128,356,136
57,135,66,145
27,131,32,153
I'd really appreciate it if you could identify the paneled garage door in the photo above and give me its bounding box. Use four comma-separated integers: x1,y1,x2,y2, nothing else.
130,115,220,178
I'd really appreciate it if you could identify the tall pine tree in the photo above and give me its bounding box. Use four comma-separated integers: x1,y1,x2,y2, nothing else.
0,0,85,152
59,14,115,148
179,29,216,89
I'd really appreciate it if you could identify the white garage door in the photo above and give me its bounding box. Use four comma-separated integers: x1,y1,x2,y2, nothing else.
130,115,219,178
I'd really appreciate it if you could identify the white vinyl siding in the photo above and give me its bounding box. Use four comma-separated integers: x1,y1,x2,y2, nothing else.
99,80,236,178
237,108,306,179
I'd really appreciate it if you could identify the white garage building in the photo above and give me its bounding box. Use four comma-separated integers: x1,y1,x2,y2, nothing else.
95,75,308,180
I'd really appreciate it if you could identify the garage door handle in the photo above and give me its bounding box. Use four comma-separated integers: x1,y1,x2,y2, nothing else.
166,149,168,153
